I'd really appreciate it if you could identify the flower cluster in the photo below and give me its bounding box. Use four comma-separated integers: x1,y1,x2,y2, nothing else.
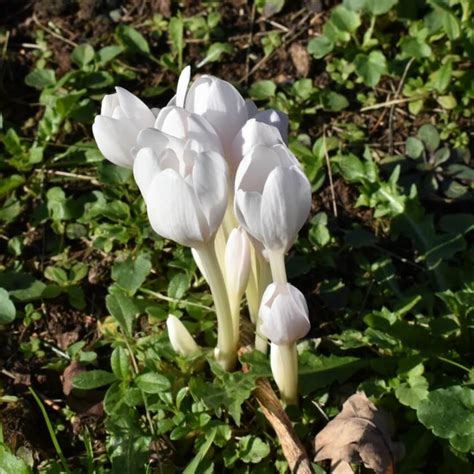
92,67,312,404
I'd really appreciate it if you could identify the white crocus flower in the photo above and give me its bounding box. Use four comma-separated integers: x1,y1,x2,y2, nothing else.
133,137,228,249
167,314,200,357
234,143,312,256
259,282,310,405
92,87,155,168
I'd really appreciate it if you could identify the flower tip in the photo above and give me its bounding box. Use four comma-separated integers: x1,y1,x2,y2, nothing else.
166,315,200,357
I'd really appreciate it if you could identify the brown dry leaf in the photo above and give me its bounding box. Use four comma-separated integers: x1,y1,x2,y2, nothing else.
314,392,405,474
290,42,311,77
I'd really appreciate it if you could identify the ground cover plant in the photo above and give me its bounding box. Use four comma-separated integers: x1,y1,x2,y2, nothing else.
0,0,473,472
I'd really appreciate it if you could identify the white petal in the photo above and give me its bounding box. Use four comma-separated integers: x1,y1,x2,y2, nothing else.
234,190,263,243
146,169,209,247
137,128,185,156
101,93,119,116
92,116,138,168
192,151,228,236
272,143,300,168
176,65,191,108
167,314,200,356
260,166,311,252
245,99,258,118
133,147,161,196
115,87,155,128
230,119,283,176
255,109,289,144
185,76,247,154
259,283,310,345
234,145,281,193
224,227,251,298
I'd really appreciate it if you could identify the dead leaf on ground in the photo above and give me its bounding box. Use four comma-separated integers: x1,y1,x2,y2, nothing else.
314,391,405,474
290,42,311,77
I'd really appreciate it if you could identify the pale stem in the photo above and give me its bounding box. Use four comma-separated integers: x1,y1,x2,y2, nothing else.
254,252,272,353
268,250,287,284
214,225,227,274
196,242,236,371
229,294,241,347
271,343,298,406
222,193,238,239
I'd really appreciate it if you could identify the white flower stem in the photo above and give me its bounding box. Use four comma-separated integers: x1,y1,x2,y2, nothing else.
268,250,287,284
196,242,236,371
230,295,241,347
271,342,298,406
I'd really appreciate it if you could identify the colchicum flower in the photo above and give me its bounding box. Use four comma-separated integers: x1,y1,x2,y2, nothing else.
92,87,155,168
259,282,310,405
167,314,200,357
234,143,312,255
133,133,228,249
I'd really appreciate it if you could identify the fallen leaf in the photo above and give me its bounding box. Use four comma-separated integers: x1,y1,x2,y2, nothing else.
314,392,404,474
290,42,311,77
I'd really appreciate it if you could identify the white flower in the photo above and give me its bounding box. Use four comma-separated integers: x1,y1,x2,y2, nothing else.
184,75,248,156
167,315,200,356
133,132,228,248
92,87,155,168
259,283,310,345
224,227,251,300
234,144,311,253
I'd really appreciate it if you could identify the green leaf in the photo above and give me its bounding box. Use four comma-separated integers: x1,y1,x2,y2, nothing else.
337,154,366,182
169,17,184,66
0,175,25,197
111,346,131,380
238,435,271,463
72,370,117,390
24,69,56,89
112,254,152,295
135,372,171,393
440,10,460,40
400,37,432,59
416,124,440,152
364,0,398,15
255,0,285,17
115,25,150,55
197,42,233,67
249,80,276,100
354,50,387,87
0,272,46,302
98,45,124,64
437,94,457,109
405,137,424,159
167,273,191,300
106,290,139,337
183,428,217,474
0,288,16,324
299,353,366,394
321,91,349,111
71,44,95,68
430,62,452,93
0,444,31,474
307,36,334,59
330,5,361,32
44,266,69,286
395,375,429,409
417,386,474,453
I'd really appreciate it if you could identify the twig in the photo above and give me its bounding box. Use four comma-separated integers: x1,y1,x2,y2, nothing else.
139,288,213,312
360,96,422,112
323,129,338,217
243,3,256,87
388,58,415,154
35,169,100,186
32,15,77,48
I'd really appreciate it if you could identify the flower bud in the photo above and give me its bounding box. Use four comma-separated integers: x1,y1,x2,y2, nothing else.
224,227,251,299
166,315,200,356
259,283,310,345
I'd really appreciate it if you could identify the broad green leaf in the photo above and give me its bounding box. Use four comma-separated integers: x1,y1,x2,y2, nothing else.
98,45,124,64
0,444,31,474
197,42,233,67
238,435,271,463
320,91,349,111
405,137,424,159
0,288,16,324
416,124,440,152
440,10,460,40
437,94,457,109
169,17,184,66
400,37,432,59
364,0,398,15
255,0,285,17
417,386,474,453
354,50,387,87
71,44,95,67
337,154,366,182
0,175,25,197
167,273,191,300
111,346,131,380
0,272,46,302
106,290,139,337
430,62,452,93
112,254,152,295
307,36,334,59
24,69,56,89
183,428,217,474
330,5,361,32
135,372,171,393
249,80,276,99
44,266,69,286
395,375,429,409
115,25,150,55
72,370,117,390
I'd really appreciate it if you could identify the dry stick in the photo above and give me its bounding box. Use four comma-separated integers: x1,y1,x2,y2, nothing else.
243,3,257,87
360,95,422,112
323,129,338,217
32,14,78,47
388,58,415,154
239,324,314,474
34,169,101,186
